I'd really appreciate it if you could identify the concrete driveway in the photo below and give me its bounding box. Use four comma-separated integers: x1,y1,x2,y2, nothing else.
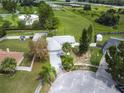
49,70,120,93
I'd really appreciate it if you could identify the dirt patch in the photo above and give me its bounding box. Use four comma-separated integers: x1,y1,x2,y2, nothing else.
72,51,91,64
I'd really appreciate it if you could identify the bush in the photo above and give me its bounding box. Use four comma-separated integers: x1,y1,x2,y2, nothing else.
39,63,56,85
18,20,26,29
83,4,91,11
96,9,120,26
0,28,6,38
0,58,17,74
62,43,72,53
48,31,56,37
61,55,74,71
2,1,17,13
32,20,41,29
72,46,79,55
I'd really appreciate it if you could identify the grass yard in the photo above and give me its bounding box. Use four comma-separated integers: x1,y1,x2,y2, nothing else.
55,7,124,45
0,62,42,93
41,83,50,93
4,15,19,27
54,8,92,40
0,39,30,53
90,48,102,66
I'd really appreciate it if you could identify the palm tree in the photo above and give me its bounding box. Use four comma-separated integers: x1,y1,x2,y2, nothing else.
39,63,56,85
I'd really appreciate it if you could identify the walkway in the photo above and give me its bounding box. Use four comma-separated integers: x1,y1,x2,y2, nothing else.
49,52,63,74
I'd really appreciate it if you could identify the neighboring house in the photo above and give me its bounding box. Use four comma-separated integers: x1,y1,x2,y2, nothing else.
0,50,24,66
18,14,39,25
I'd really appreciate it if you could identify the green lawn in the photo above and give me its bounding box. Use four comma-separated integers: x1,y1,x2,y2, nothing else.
0,39,30,53
90,48,102,66
55,7,124,44
54,9,92,40
0,62,41,93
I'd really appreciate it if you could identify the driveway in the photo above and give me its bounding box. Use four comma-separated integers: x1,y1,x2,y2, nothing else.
96,55,116,87
48,70,120,93
49,52,62,73
102,39,119,53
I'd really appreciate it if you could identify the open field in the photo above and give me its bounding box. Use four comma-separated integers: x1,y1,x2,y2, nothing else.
55,7,124,42
54,8,92,40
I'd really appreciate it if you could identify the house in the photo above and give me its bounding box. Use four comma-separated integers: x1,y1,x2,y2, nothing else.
18,14,39,25
47,35,77,52
0,50,24,66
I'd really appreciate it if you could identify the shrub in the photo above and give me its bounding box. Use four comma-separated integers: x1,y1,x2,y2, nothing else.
72,46,79,55
0,58,17,74
83,4,91,11
18,20,26,29
39,63,56,85
96,9,120,26
29,38,48,61
0,28,6,38
62,43,72,53
61,55,74,71
32,20,41,29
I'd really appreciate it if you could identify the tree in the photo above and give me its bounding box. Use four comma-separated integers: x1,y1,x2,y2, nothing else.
0,58,16,74
39,63,56,85
2,21,11,29
0,26,6,38
2,1,17,13
96,9,120,26
32,20,40,29
105,42,124,84
18,20,26,29
79,25,93,54
20,0,39,6
87,25,93,42
29,38,48,61
38,1,58,30
61,55,74,71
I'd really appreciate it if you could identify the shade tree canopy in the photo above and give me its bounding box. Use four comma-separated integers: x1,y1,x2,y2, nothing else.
105,42,124,84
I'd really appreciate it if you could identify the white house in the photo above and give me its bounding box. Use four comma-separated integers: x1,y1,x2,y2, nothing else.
18,14,39,25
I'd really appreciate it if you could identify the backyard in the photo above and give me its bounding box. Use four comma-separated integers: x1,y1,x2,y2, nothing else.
0,62,42,93
0,39,29,53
